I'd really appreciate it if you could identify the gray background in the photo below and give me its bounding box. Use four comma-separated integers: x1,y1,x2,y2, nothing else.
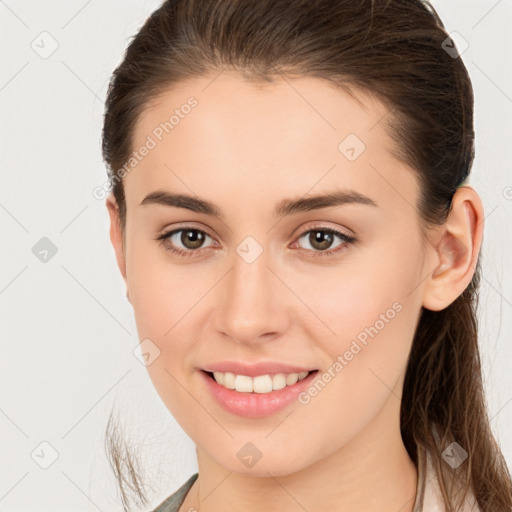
1,1,511,510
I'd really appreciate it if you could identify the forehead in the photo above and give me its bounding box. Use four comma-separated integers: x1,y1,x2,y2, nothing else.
126,71,419,219
133,71,388,153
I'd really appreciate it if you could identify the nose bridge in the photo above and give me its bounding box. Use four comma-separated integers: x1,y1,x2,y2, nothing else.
214,236,288,343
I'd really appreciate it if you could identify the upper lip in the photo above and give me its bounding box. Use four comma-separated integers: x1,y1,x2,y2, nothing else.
201,361,317,377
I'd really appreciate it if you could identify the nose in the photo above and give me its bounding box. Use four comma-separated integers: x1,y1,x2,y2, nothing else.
212,245,290,346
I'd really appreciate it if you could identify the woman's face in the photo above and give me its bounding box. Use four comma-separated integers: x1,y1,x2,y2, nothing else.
110,71,436,476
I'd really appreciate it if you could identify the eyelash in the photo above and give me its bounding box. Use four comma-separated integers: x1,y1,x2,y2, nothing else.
156,225,357,259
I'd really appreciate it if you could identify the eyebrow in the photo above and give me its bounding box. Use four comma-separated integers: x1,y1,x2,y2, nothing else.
140,188,379,219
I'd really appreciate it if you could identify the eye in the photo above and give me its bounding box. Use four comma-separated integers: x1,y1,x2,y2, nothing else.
292,227,356,258
156,227,216,258
156,225,357,259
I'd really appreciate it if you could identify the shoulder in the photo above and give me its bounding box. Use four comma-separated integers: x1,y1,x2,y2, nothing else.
150,473,199,512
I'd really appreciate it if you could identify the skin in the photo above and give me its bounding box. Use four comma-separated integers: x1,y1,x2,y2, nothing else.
106,71,484,512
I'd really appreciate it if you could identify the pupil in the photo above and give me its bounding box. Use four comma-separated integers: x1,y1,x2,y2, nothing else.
183,230,204,249
311,230,332,250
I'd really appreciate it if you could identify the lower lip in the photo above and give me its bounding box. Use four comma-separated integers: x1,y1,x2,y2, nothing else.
199,370,318,418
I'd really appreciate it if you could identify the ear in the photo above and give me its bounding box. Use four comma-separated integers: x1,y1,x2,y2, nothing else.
422,186,484,311
105,194,130,301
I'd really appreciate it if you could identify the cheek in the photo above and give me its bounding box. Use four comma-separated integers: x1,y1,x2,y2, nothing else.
295,239,422,346
125,244,203,424
125,233,202,339
299,239,423,398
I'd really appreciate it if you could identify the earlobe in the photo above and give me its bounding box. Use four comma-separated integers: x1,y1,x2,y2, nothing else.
105,194,128,284
422,186,484,311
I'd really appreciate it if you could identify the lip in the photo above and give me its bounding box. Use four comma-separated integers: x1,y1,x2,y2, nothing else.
201,361,317,377
199,368,319,419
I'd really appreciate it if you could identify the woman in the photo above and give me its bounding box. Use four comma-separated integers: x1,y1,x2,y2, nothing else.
101,0,512,511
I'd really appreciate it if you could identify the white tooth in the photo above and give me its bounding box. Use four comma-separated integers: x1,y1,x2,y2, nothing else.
213,372,224,385
235,374,253,392
212,371,311,392
285,373,299,385
253,375,273,393
272,373,287,390
223,372,236,389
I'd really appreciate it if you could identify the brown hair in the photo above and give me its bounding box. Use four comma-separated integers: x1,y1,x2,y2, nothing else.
101,1,512,510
